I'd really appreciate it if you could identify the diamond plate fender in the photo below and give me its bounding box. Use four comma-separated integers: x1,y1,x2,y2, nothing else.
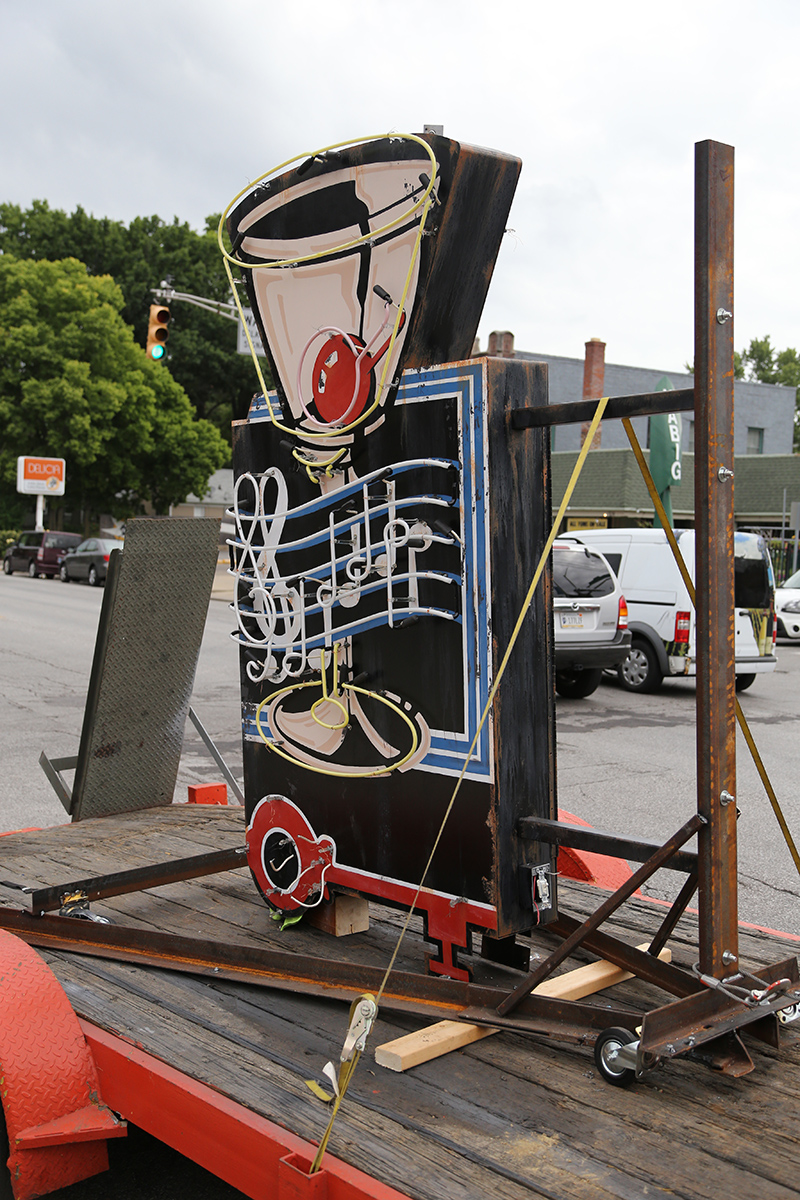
0,929,126,1200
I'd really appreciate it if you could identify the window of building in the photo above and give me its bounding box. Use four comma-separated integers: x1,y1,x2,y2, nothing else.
746,427,764,455
687,421,694,453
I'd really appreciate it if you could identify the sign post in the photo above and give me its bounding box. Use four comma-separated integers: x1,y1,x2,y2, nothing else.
16,456,66,531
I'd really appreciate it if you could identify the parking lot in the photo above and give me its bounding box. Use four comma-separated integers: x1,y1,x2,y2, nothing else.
2,568,799,935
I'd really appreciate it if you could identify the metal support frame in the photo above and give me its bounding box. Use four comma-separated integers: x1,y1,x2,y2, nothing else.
519,816,698,874
499,139,797,1070
37,752,78,813
497,815,705,1017
25,846,249,915
187,707,246,805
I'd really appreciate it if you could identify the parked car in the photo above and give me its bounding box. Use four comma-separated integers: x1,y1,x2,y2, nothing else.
552,541,631,698
3,531,83,578
60,537,122,586
570,528,777,693
775,568,800,639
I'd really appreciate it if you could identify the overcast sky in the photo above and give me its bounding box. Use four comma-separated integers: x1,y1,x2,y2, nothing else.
2,0,798,377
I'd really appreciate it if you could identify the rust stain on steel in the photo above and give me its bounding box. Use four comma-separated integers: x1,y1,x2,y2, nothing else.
0,905,636,1040
694,140,738,975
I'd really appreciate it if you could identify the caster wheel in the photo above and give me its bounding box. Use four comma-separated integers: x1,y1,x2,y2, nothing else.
778,1003,799,1025
594,1026,638,1087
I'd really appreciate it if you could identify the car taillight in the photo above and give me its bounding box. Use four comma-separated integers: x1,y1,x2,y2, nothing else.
102,554,110,562
675,611,691,643
617,596,628,630
37,548,44,560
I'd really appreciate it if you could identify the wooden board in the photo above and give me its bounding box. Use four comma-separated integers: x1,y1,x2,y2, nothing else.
1,807,799,1200
374,944,672,1072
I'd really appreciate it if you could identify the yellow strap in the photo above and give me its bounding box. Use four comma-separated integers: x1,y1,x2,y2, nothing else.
307,398,610,1172
622,417,800,878
373,395,611,1008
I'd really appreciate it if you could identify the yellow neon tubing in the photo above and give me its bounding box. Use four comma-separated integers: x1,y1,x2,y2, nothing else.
255,682,420,778
219,132,437,442
310,645,348,730
218,133,437,271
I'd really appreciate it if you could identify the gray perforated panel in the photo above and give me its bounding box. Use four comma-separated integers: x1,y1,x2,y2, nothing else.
70,517,221,821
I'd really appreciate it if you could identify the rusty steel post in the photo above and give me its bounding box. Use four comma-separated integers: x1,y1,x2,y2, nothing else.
694,139,738,975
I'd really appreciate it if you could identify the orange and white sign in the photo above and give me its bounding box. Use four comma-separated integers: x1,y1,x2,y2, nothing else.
16,456,66,496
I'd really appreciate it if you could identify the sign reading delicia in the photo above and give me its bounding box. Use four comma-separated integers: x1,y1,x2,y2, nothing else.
16,456,66,496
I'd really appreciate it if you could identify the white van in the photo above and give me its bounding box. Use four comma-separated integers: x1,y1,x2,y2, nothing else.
568,529,777,693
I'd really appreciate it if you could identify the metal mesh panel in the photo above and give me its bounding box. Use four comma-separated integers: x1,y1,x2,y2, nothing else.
70,518,221,821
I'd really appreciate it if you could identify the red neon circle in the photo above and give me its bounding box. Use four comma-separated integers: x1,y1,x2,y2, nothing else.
311,334,374,425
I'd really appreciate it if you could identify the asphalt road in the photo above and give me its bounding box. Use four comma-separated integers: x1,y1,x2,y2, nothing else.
556,640,800,935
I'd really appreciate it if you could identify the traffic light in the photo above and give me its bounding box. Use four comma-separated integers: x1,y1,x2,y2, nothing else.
146,304,170,360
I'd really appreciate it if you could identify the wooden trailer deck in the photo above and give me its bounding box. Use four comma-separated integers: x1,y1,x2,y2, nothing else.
1,805,799,1200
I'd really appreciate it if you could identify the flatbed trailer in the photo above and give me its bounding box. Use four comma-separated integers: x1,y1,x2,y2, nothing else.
1,805,799,1200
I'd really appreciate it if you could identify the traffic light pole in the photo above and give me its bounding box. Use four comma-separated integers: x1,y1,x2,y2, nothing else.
151,284,239,323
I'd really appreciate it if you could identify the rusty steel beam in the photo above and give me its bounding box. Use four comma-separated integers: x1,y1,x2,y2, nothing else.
518,817,698,873
496,814,705,1017
0,905,638,1036
26,846,249,914
640,957,800,1061
548,913,701,999
510,387,694,430
647,868,699,958
694,139,738,976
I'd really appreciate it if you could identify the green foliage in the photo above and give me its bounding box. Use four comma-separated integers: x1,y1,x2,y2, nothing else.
0,202,269,444
0,257,229,521
0,530,21,554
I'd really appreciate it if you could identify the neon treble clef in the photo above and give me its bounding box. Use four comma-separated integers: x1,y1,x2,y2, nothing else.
232,469,305,682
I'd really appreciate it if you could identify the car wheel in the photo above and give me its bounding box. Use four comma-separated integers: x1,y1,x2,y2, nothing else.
735,673,756,692
28,560,39,579
60,564,69,582
2,558,11,576
618,638,663,693
555,668,603,699
88,565,99,587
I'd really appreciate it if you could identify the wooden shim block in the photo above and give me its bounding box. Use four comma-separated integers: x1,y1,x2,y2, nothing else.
374,943,672,1072
306,894,370,937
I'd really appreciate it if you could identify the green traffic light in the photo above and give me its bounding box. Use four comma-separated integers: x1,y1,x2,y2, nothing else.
151,345,165,360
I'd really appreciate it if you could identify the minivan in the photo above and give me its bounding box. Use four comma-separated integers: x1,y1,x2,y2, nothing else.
3,531,83,579
570,528,777,693
552,541,631,698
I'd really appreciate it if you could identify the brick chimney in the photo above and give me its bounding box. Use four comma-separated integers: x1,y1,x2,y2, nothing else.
580,337,605,449
487,330,515,358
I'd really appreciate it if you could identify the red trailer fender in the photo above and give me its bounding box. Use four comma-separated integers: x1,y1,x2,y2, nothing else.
0,928,126,1200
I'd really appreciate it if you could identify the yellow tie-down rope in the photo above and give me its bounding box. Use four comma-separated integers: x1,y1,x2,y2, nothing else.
308,395,610,1174
622,416,800,878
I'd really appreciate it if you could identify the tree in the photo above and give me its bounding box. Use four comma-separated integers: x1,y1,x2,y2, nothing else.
0,202,269,447
734,336,800,452
0,256,229,528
